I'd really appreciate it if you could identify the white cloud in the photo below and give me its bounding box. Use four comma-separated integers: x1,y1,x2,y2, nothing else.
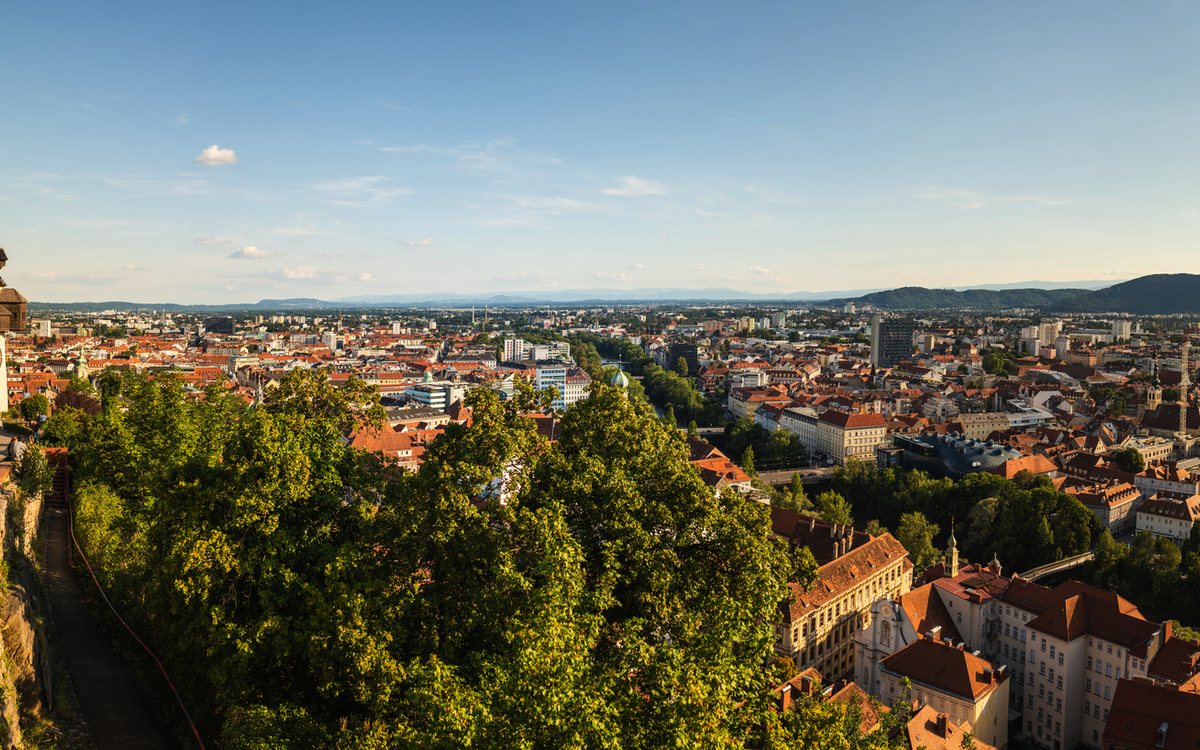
749,266,773,275
633,264,644,269
273,227,335,236
193,145,237,167
359,272,373,281
282,266,318,279
1183,209,1198,216
400,238,436,247
175,114,189,124
604,176,668,196
309,176,411,207
66,218,133,227
196,237,232,245
120,264,149,271
591,272,634,282
913,186,1068,210
229,246,280,259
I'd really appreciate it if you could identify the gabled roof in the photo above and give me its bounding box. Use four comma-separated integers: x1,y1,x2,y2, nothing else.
881,637,1007,701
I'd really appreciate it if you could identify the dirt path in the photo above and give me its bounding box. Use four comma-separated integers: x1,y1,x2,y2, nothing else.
44,507,178,750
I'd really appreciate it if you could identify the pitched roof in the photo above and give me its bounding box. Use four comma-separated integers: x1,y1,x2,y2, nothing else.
1104,678,1200,750
904,704,997,750
882,637,1008,701
898,585,964,646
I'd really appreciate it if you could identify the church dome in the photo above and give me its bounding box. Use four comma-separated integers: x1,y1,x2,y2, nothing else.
611,369,630,388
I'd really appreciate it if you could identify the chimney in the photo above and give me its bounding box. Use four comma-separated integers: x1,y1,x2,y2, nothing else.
936,713,948,737
780,683,793,712
984,668,994,684
930,625,942,641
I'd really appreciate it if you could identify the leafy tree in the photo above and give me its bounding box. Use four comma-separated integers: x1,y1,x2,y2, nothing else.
742,445,757,477
675,356,689,378
1111,447,1147,474
40,406,88,451
664,405,677,428
68,374,815,745
17,444,53,497
687,420,699,438
55,388,102,415
865,519,887,537
897,512,941,574
17,394,49,420
816,490,853,526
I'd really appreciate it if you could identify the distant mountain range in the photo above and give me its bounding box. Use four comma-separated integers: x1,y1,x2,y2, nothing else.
829,287,1091,311
1041,274,1200,314
47,276,1200,314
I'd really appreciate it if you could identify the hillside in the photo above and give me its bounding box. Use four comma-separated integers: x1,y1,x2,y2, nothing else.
1043,274,1200,314
832,286,1089,310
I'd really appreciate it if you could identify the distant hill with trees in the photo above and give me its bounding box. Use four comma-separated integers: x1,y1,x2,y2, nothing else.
830,286,1088,310
1041,273,1200,314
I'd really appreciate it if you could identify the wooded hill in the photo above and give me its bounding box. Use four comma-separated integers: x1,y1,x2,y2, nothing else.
828,286,1088,310
1041,273,1200,314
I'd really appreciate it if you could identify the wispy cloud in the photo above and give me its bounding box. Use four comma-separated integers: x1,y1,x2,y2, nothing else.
604,176,668,196
913,186,1069,210
309,176,411,207
196,237,232,245
364,98,412,112
591,272,634,281
157,113,189,125
66,218,133,227
26,271,117,285
120,264,150,271
193,145,237,167
632,264,644,270
400,238,436,247
273,227,335,236
1182,209,1198,216
229,246,280,259
749,266,773,275
381,138,564,180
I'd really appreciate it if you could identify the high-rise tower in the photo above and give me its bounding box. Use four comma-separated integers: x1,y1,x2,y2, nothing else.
1179,336,1191,438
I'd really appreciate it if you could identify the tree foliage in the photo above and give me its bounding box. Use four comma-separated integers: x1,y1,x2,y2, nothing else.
67,371,815,747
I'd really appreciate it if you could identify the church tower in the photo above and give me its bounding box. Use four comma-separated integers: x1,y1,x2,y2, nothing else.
0,248,27,416
945,522,959,578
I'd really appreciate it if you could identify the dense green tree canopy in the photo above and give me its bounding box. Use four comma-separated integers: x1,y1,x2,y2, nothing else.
68,370,829,748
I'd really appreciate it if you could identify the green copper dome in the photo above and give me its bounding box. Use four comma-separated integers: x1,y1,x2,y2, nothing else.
611,369,630,388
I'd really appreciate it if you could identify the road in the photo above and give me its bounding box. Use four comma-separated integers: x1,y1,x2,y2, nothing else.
45,507,179,750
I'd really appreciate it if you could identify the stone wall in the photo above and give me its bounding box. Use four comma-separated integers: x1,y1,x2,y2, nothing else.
0,482,51,749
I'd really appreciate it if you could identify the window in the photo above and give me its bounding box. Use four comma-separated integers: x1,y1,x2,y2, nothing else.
1023,613,1027,621
1087,656,1093,669
1057,676,1063,689
1106,664,1112,677
1085,700,1091,714
1097,640,1103,650
1089,637,1094,646
1116,668,1121,679
1104,709,1109,721
1028,672,1034,685
1056,721,1061,735
1108,644,1113,654
1038,708,1044,721
1104,686,1111,700
1006,624,1011,636
957,612,962,624
1042,639,1047,652
1028,695,1033,708
1022,628,1027,642
1086,678,1092,692
1058,653,1064,666
1094,730,1099,743
1117,648,1122,658
1050,645,1056,659
1040,664,1046,676
1049,668,1054,682
1094,705,1101,719
1004,645,1010,657
1039,685,1045,698
1056,698,1062,712
1006,606,1011,615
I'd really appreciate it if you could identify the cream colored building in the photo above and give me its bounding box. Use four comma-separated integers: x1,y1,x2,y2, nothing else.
957,412,1011,441
881,637,1010,750
813,409,889,465
771,511,912,680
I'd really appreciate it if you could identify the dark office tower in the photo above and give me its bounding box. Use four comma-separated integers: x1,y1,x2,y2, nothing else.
870,314,914,369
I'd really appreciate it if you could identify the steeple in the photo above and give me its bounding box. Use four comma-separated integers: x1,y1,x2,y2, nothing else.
945,520,959,577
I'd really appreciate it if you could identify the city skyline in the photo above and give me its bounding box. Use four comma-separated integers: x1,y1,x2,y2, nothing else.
4,1,1200,303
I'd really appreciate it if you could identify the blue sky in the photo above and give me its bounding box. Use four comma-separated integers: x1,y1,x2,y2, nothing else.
3,1,1200,303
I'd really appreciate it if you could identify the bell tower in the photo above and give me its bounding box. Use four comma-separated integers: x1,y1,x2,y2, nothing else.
0,249,28,332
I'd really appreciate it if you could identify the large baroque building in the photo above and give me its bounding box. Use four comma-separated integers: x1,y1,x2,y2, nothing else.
771,509,912,679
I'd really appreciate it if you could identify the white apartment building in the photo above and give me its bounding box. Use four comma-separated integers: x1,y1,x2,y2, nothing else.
1135,494,1200,543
